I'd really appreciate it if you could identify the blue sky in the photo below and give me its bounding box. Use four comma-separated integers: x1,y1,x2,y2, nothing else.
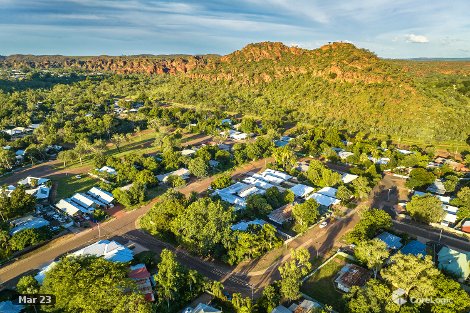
1,0,469,58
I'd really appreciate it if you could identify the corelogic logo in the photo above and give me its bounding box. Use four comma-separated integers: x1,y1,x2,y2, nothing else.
392,288,407,305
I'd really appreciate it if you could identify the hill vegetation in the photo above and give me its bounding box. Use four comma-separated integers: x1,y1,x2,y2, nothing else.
1,41,470,142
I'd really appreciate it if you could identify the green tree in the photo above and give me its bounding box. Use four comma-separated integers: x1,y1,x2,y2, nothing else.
279,248,312,301
452,186,470,220
246,194,272,217
17,275,40,294
336,185,353,201
113,293,153,313
211,174,233,189
292,199,320,232
354,239,389,278
171,197,233,256
347,209,392,244
154,249,182,311
345,279,400,313
381,253,440,301
406,195,444,223
188,157,209,178
406,168,435,190
273,146,297,170
443,175,458,193
41,256,136,313
351,176,372,199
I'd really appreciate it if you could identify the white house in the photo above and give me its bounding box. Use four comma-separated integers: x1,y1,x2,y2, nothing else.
157,168,190,182
290,184,314,198
98,166,117,176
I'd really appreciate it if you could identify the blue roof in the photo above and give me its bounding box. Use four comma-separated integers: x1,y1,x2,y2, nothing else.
376,231,403,250
400,240,426,257
274,140,289,147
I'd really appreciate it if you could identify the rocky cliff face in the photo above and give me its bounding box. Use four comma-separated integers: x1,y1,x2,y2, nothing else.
3,42,468,84
0,54,212,74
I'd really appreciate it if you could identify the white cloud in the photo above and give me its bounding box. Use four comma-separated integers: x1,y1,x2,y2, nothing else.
405,34,429,43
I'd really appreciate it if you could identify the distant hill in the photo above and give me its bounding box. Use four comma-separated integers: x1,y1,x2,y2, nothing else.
1,42,470,142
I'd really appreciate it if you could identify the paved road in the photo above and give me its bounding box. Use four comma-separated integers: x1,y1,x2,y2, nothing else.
0,158,271,291
392,221,470,251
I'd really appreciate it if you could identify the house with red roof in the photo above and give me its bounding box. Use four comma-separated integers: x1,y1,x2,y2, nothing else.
129,264,155,302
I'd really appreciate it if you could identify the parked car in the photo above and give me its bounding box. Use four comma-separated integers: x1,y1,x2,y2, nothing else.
319,221,328,228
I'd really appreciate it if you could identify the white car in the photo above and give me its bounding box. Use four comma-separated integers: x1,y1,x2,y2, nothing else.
319,221,328,228
183,308,192,313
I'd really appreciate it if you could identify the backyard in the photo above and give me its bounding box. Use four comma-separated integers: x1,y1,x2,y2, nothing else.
301,254,348,312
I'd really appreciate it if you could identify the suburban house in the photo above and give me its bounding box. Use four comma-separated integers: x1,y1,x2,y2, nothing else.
98,166,117,176
437,246,470,281
35,240,134,284
306,187,340,209
56,198,87,216
87,187,115,207
71,239,134,263
9,216,50,235
272,306,291,313
190,303,222,313
376,231,403,250
231,219,267,231
400,240,427,257
441,204,459,227
18,176,50,186
157,168,190,182
181,149,196,156
289,184,314,199
427,179,446,195
334,264,371,293
338,150,354,160
129,264,155,301
268,203,294,225
341,173,358,184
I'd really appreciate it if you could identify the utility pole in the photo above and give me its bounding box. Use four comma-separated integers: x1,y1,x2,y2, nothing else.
97,222,101,238
438,229,442,244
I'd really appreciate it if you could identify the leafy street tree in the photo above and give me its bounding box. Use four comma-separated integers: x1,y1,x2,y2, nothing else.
40,256,136,313
406,195,445,223
16,275,40,294
154,249,182,311
188,157,209,178
111,133,126,152
57,149,78,167
347,209,392,244
211,173,233,189
351,176,372,199
292,199,320,232
273,146,297,170
336,185,353,201
171,198,233,256
166,175,186,188
279,248,312,301
354,239,389,278
443,175,459,193
307,160,342,187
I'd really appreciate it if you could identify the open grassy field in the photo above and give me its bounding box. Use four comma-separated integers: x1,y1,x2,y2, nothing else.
53,174,101,200
301,255,348,312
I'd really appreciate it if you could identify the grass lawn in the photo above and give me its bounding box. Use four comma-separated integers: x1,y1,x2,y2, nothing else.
53,174,101,200
301,255,348,312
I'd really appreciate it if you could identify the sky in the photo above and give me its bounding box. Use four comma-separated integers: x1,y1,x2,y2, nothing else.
1,0,469,58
